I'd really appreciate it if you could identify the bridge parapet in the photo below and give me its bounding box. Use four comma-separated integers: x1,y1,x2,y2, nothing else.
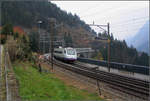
75,48,94,53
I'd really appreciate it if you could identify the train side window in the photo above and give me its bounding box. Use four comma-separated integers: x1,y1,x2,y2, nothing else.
54,51,62,54
64,50,66,54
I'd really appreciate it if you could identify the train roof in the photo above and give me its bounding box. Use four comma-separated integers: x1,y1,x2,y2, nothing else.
55,47,74,49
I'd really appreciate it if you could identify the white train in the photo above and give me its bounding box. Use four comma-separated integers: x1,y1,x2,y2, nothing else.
43,53,50,60
54,47,77,62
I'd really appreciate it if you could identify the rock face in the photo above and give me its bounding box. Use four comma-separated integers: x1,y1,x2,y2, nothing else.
126,20,149,54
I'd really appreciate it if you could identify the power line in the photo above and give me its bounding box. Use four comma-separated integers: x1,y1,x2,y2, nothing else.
112,21,147,29
112,16,149,27
92,19,148,35
112,27,145,33
80,6,115,18
77,3,101,16
89,6,149,22
112,22,148,29
80,5,145,19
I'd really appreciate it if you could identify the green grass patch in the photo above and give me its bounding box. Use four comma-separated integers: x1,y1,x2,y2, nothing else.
13,61,105,101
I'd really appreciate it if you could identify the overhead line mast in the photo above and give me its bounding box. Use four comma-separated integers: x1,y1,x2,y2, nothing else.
88,22,111,72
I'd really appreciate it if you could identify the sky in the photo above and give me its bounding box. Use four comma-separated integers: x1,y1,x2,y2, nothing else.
51,1,149,40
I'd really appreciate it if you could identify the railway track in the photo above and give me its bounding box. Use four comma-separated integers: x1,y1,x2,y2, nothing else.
48,59,149,101
72,61,149,97
74,62,149,89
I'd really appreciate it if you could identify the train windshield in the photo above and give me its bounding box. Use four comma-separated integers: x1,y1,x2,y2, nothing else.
67,49,76,55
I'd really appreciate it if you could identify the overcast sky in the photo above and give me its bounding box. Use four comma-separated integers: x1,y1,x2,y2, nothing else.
51,1,149,40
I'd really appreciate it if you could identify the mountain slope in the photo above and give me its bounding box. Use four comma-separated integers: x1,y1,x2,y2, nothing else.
1,1,96,35
1,1,96,48
126,20,149,54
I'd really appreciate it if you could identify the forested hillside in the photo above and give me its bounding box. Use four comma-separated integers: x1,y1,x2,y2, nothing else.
91,32,149,66
1,1,96,48
1,1,96,35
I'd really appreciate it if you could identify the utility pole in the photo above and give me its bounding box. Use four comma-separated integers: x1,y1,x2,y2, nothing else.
107,23,110,72
37,20,42,54
53,23,64,48
41,32,48,54
88,22,111,96
49,18,56,70
88,22,111,72
0,1,1,45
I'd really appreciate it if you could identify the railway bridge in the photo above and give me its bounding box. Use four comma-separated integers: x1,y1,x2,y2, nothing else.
75,48,94,58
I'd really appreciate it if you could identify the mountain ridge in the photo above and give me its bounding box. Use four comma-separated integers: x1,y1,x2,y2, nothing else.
126,20,149,54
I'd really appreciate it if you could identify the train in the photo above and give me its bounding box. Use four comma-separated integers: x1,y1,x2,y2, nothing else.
43,53,50,60
54,47,77,62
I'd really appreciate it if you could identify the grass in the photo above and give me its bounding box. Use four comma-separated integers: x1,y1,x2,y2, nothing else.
13,61,105,101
